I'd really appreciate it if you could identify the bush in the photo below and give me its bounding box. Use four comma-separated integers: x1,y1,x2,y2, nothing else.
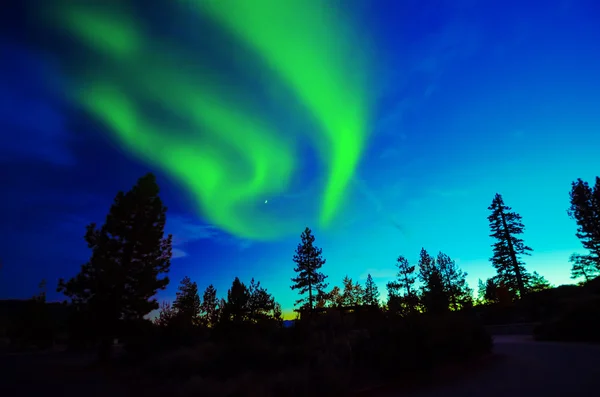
127,311,491,397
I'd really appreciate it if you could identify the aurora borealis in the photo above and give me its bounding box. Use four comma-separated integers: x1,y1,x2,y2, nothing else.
2,0,600,317
40,0,373,240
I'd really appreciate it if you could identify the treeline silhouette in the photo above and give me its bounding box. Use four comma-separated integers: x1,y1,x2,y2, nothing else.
1,174,600,396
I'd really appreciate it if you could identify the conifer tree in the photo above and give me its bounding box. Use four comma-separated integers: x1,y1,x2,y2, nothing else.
569,253,599,283
173,276,201,327
155,301,175,327
483,278,499,303
488,193,532,298
326,285,343,308
57,173,172,360
421,270,449,314
387,255,418,314
476,279,487,304
362,274,380,307
436,252,472,310
200,284,219,328
568,177,600,274
395,256,417,298
223,277,250,324
341,275,363,306
527,271,552,292
290,227,328,312
247,278,275,323
273,302,283,327
417,248,436,286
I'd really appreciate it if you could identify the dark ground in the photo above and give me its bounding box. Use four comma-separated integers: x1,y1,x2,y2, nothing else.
2,335,600,397
0,350,126,397
379,335,600,397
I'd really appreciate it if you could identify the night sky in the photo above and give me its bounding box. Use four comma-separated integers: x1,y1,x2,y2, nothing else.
1,0,599,318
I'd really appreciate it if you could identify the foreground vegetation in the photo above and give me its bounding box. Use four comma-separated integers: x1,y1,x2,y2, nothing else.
2,174,600,395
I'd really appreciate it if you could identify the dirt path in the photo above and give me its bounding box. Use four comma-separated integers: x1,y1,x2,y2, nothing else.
383,335,600,397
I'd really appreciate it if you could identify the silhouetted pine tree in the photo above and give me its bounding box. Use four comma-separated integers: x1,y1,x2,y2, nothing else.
527,271,552,292
247,278,275,323
290,227,328,313
273,302,283,326
569,253,599,283
217,298,226,323
200,284,219,328
417,248,436,286
483,278,499,303
421,270,449,315
57,173,172,361
436,252,472,310
341,275,363,307
387,255,418,314
223,277,250,324
325,285,343,308
155,301,175,327
362,274,380,307
568,177,600,274
173,276,201,327
488,193,532,299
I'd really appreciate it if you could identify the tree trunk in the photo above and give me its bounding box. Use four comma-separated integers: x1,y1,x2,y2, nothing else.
308,280,313,316
499,207,526,297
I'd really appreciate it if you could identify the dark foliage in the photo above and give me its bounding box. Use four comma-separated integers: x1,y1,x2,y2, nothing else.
362,274,380,307
569,253,600,283
200,284,220,328
222,277,250,324
56,173,172,359
418,248,449,314
421,270,450,315
436,252,472,310
290,227,328,312
131,310,491,397
488,193,532,298
568,178,600,265
172,276,201,327
341,275,363,306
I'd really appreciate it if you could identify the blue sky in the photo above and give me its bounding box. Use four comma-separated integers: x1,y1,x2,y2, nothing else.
1,0,599,317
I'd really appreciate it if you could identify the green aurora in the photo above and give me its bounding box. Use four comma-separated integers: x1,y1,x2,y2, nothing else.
43,0,373,240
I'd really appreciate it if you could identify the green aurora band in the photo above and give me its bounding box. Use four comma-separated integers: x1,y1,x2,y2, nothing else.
46,0,372,240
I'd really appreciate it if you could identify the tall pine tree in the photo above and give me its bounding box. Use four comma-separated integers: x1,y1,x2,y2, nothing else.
417,248,436,287
341,275,363,307
421,270,449,314
247,278,275,323
223,277,250,324
418,249,449,314
395,256,417,298
173,276,201,327
57,173,172,359
436,252,472,310
200,284,219,328
387,255,418,314
362,274,380,307
568,177,600,277
290,227,328,312
488,193,532,298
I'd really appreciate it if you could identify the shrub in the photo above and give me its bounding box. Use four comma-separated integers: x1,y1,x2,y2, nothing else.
125,310,491,397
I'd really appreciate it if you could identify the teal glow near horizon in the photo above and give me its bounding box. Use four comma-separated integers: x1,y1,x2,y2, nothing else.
2,1,599,319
